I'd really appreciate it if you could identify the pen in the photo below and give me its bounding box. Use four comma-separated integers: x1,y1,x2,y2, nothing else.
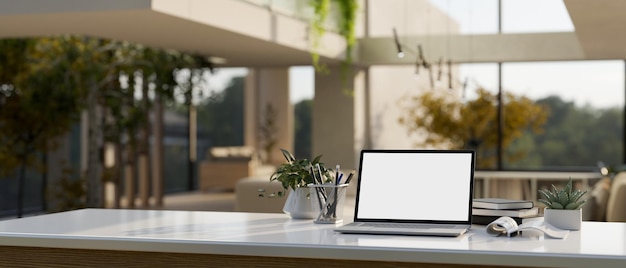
316,163,324,183
310,166,319,184
314,164,327,200
344,169,355,184
335,164,340,184
310,165,325,208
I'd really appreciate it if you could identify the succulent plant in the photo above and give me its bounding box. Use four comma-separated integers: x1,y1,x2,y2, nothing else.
538,178,587,210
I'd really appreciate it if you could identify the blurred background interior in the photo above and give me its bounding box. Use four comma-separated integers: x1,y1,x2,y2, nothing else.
1,0,625,222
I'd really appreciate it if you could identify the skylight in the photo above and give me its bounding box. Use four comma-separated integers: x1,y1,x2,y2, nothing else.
429,0,574,34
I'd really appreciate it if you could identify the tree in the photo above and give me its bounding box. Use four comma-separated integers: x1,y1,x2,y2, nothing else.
399,88,548,168
0,38,34,176
0,37,85,217
511,96,623,169
2,35,217,214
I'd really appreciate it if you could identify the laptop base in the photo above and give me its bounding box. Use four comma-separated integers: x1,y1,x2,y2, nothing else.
335,222,469,237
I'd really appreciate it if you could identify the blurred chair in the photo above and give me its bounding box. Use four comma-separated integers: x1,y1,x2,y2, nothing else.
606,172,626,222
585,177,611,221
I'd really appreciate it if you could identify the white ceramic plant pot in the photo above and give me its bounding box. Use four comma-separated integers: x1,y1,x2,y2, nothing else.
544,208,582,230
282,187,319,219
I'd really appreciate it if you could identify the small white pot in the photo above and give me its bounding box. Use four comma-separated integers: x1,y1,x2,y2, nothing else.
282,187,319,219
544,208,582,230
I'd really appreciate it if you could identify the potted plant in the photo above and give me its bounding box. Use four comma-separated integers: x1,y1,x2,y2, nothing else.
538,178,587,230
268,149,332,219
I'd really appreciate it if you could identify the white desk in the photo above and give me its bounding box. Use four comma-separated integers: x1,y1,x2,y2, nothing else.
474,171,603,200
0,209,625,268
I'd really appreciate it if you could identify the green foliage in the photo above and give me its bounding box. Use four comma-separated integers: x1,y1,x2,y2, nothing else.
0,38,33,85
399,88,548,168
308,0,358,74
0,37,85,176
266,149,332,196
1,35,216,212
507,96,622,168
538,178,587,210
47,164,86,213
309,0,330,72
335,0,357,69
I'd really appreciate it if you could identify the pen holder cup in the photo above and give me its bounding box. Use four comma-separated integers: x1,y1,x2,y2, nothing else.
308,184,349,224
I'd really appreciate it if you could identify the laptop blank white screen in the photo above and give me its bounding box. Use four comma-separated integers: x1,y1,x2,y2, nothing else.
356,151,473,222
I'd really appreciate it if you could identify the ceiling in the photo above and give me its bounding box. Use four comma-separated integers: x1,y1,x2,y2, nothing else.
0,0,625,67
0,0,344,67
564,0,626,59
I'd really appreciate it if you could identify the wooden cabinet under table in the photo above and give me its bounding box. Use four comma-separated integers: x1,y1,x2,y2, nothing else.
0,209,625,268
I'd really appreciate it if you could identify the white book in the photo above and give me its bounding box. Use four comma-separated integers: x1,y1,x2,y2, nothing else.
486,216,569,239
473,198,534,210
472,207,539,218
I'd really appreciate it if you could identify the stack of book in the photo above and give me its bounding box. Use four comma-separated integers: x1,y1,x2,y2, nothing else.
472,198,540,225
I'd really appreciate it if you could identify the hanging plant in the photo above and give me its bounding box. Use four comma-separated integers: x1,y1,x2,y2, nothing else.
309,0,330,72
336,0,357,71
309,0,358,77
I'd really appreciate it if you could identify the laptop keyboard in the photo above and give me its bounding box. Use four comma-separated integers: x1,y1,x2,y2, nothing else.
366,223,453,229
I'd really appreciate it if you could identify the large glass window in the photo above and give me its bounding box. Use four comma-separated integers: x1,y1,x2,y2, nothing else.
459,63,499,98
456,61,625,171
290,66,314,160
430,0,498,34
502,61,624,170
163,67,247,193
501,0,574,33
430,0,574,34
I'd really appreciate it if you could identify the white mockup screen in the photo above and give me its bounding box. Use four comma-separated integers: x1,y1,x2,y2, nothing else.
356,152,473,221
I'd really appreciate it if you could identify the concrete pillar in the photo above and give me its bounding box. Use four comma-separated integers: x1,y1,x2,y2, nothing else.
244,68,293,166
312,66,367,170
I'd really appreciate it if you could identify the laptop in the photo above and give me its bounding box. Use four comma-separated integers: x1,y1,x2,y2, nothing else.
335,149,475,237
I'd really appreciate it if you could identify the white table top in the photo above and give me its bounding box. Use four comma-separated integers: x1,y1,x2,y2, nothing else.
0,209,625,267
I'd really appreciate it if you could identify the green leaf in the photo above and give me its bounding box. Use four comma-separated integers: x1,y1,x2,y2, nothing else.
280,148,295,163
551,184,559,194
569,191,581,203
539,189,558,202
538,179,587,209
551,202,564,209
557,190,569,206
571,190,587,203
565,202,579,210
312,154,323,164
564,178,573,194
